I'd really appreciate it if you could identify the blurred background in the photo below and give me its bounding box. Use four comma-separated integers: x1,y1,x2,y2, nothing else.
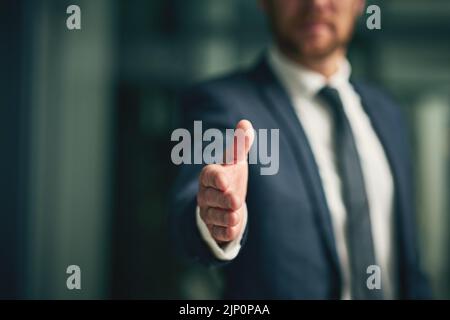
1,0,449,299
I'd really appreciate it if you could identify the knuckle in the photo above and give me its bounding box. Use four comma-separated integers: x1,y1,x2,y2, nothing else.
227,211,240,226
226,192,242,211
208,164,220,179
214,172,224,189
226,226,238,240
201,165,214,184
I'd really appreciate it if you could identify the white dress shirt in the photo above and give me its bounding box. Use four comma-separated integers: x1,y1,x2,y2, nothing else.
196,47,396,299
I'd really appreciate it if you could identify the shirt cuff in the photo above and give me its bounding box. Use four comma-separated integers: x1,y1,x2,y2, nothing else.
196,203,248,261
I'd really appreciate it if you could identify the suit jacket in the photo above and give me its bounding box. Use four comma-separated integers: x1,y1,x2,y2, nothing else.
169,55,431,299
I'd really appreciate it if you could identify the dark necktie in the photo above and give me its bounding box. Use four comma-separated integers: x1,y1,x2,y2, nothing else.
317,86,383,300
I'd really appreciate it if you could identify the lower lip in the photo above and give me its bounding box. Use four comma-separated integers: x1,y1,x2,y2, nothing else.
302,23,329,34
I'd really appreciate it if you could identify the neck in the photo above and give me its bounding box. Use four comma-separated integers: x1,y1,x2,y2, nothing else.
279,47,346,79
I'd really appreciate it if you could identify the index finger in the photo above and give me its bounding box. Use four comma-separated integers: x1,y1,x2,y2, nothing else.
200,164,229,191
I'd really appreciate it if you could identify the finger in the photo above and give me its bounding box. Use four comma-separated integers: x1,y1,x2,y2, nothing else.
223,120,255,165
200,164,229,191
200,207,240,227
197,186,238,209
211,224,241,242
234,119,255,163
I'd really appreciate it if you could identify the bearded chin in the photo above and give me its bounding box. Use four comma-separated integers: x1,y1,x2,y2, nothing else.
277,28,352,62
300,39,344,60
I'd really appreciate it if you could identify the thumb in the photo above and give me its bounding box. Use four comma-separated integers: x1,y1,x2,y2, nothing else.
233,119,255,163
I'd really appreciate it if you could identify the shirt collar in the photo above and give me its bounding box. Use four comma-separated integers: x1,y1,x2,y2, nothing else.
268,45,352,98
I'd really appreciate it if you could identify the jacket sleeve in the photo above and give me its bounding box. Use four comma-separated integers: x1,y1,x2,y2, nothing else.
168,84,250,267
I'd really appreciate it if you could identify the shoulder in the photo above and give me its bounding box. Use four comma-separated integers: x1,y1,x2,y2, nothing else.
352,79,406,122
176,65,261,129
178,64,264,126
181,67,256,106
352,79,414,149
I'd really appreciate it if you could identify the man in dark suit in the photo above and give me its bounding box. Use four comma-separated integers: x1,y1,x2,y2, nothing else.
170,0,431,299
